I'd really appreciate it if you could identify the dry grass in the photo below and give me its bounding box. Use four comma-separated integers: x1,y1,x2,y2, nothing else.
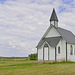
0,60,75,75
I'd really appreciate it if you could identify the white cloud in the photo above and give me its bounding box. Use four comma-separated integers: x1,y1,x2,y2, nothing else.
0,0,75,57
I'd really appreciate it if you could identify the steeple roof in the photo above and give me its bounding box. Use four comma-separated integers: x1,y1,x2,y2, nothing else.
50,8,58,22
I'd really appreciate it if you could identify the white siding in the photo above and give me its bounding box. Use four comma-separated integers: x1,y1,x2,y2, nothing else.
55,21,58,27
38,39,67,62
67,43,75,62
38,47,43,61
56,39,66,61
50,21,58,27
38,42,49,61
49,47,55,61
61,39,66,60
45,27,60,38
56,40,62,61
50,21,54,25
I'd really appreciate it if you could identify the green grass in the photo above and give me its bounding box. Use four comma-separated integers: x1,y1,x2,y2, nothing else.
0,57,27,60
0,60,75,75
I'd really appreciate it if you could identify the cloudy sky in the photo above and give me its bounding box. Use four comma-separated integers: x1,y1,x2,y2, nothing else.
0,0,75,57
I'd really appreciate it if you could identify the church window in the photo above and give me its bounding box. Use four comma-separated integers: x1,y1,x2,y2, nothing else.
44,43,48,47
70,45,73,55
58,46,60,54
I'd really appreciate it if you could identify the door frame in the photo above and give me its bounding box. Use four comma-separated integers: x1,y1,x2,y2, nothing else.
43,43,49,61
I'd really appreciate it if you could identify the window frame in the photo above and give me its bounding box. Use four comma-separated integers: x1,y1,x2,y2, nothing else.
58,46,60,54
44,43,48,47
70,45,73,55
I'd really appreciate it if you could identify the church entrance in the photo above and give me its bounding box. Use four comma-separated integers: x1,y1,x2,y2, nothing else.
43,43,49,61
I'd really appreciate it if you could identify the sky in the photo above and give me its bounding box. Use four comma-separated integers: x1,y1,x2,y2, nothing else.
0,0,75,57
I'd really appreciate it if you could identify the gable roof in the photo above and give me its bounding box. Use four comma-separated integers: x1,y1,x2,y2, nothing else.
36,36,61,48
37,25,52,46
50,8,58,22
36,25,75,48
55,27,75,44
46,36,61,47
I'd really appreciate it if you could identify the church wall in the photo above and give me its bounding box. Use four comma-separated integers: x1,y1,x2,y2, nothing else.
61,39,66,60
49,46,55,61
38,47,43,61
38,42,56,61
38,42,49,61
45,27,61,38
55,21,58,27
56,39,66,61
38,40,75,62
38,39,67,61
56,39,62,61
50,21,58,27
50,21,54,25
67,43,75,62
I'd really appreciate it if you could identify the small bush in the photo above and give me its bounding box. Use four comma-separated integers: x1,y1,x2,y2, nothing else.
28,53,37,60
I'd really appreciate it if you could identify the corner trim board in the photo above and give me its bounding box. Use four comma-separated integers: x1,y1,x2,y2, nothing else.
55,47,56,61
48,46,49,61
66,42,67,62
37,48,38,60
43,47,44,61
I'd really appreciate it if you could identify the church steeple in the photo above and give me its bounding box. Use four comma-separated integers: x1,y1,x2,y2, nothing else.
50,8,58,27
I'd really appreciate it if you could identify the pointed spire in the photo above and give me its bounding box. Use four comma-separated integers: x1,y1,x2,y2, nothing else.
50,8,58,22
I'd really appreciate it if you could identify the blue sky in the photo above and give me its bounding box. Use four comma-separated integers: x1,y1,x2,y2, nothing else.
0,0,75,57
0,0,6,4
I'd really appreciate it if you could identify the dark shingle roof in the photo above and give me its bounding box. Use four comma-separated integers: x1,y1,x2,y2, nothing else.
55,27,75,44
36,36,61,48
50,8,58,22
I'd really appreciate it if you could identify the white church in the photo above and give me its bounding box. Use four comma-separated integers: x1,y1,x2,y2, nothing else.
36,9,75,62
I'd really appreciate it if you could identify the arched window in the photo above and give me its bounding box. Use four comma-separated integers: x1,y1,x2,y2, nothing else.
44,43,48,47
58,46,60,54
70,45,73,55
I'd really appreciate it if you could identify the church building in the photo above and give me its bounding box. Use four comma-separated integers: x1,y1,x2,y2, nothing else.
36,9,75,62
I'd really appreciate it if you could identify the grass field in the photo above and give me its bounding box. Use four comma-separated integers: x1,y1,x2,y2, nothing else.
0,59,75,75
0,57,27,60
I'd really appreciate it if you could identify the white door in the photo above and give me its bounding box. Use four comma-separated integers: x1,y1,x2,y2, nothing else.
44,47,48,61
